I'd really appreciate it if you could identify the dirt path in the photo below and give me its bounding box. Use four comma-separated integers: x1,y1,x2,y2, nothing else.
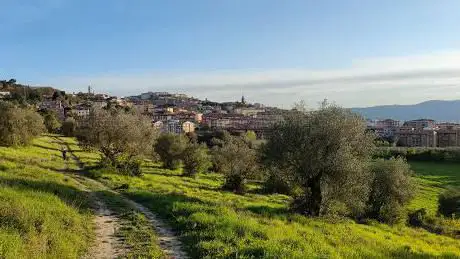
58,138,188,259
61,144,125,259
120,196,189,259
83,198,124,259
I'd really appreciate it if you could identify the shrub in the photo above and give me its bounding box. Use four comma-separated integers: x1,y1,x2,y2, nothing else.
263,167,293,195
0,101,44,146
62,117,77,137
117,158,143,177
438,187,460,219
42,110,61,133
367,158,414,224
212,134,258,194
182,142,211,177
154,134,188,170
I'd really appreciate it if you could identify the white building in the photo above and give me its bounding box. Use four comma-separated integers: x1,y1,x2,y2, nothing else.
74,108,90,117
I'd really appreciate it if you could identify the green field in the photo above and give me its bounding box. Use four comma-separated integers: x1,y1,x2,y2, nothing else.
70,140,460,258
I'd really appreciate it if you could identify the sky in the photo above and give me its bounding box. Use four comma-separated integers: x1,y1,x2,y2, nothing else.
1,0,460,108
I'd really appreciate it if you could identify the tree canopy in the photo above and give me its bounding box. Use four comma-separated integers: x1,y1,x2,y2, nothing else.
78,109,158,168
262,105,375,216
0,101,45,146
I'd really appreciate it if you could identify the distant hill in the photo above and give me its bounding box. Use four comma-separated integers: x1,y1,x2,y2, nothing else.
352,100,460,122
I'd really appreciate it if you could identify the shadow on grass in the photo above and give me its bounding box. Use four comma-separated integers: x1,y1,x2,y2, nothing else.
0,177,92,212
143,168,182,177
391,246,459,259
32,143,60,152
244,204,289,217
0,156,63,172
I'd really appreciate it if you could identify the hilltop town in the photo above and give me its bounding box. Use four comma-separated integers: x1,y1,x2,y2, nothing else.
2,79,460,148
1,79,286,138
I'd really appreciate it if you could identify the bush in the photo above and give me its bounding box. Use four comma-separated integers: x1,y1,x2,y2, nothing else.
117,158,143,177
212,134,259,194
62,117,76,137
367,158,414,224
263,167,293,195
154,134,188,170
182,142,211,177
438,187,460,219
408,208,428,227
0,102,45,146
42,111,61,133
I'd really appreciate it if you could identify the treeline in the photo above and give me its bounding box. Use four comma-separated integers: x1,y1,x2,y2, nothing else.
0,78,83,106
375,147,460,162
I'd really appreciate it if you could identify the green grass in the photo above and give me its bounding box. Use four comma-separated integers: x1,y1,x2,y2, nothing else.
0,136,93,258
409,161,460,215
0,136,165,258
57,137,166,258
70,144,460,258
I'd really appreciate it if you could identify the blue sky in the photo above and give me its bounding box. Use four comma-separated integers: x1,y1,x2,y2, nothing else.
2,0,460,107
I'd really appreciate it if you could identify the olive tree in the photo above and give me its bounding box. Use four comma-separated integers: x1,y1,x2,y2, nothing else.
181,142,211,177
212,134,259,194
0,101,45,146
262,105,375,216
79,109,158,174
154,133,188,170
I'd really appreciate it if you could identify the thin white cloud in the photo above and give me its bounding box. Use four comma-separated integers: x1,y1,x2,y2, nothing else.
46,50,460,108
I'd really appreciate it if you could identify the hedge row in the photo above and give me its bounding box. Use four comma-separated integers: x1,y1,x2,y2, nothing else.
374,147,460,162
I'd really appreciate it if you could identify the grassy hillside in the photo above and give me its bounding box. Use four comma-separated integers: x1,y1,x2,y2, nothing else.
0,136,93,258
69,140,460,258
0,136,166,259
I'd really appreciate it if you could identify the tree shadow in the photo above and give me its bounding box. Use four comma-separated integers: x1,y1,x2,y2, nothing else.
0,156,63,172
122,189,210,223
244,205,289,217
390,246,459,259
33,143,60,152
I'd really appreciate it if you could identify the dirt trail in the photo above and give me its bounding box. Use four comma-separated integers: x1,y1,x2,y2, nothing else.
83,199,124,259
58,138,188,259
60,144,125,259
121,196,189,259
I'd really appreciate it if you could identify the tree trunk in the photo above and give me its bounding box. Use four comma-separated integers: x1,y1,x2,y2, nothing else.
307,173,322,216
292,173,322,216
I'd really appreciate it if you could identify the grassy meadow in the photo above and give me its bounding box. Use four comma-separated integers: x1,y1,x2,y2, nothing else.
68,139,460,259
0,136,93,258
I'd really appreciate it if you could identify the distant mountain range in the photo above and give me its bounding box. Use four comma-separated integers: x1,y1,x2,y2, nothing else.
351,100,460,122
